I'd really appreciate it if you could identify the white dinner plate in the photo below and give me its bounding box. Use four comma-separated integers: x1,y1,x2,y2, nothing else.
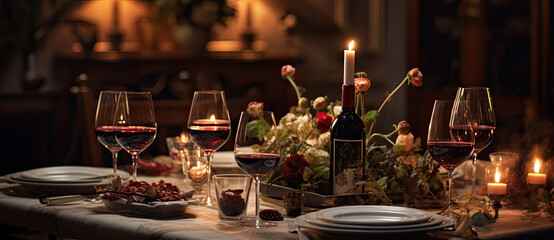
296,214,454,235
19,166,127,182
6,166,130,194
315,205,434,226
304,211,444,230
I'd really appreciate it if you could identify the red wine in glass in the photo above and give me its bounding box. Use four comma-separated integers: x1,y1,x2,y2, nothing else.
450,125,475,142
115,126,156,153
96,126,122,152
235,153,280,180
187,91,231,206
454,87,496,195
428,100,474,224
188,125,230,153
95,90,123,175
428,141,474,170
472,125,495,152
234,111,280,228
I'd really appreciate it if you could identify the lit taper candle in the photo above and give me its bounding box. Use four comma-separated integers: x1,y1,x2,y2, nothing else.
343,40,355,85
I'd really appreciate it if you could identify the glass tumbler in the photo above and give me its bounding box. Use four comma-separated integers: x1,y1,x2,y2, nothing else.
213,174,253,220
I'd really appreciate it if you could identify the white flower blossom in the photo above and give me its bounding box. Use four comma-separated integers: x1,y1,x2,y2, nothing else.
318,132,330,147
396,133,414,153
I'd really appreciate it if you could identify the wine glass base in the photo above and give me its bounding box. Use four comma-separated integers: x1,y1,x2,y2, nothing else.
239,217,277,228
198,195,216,206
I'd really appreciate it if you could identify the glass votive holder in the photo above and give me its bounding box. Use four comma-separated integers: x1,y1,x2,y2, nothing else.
213,174,252,220
183,149,209,193
489,152,519,170
166,132,196,164
486,163,507,199
166,137,184,164
283,192,305,217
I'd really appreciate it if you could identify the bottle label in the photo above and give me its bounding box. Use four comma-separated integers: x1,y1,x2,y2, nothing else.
332,139,364,194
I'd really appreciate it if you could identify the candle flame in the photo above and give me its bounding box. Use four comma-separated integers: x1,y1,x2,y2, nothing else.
348,40,354,51
180,132,188,143
534,158,540,173
210,114,216,121
494,168,500,183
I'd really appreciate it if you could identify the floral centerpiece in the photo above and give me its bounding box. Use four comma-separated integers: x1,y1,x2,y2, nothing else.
258,65,446,207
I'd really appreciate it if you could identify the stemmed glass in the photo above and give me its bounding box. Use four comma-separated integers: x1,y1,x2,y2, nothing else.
95,91,122,175
234,111,280,228
187,90,231,206
454,87,496,196
114,91,157,180
428,100,474,219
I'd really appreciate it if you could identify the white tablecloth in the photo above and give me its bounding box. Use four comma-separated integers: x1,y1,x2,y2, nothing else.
0,174,296,240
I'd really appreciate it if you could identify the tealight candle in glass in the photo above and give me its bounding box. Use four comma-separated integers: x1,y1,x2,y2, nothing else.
527,158,547,185
183,149,209,196
486,159,508,198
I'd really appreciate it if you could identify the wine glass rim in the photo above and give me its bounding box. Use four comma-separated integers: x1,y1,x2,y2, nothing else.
240,110,274,114
124,91,152,95
195,90,224,94
457,87,490,90
213,174,252,179
434,99,454,103
100,90,123,94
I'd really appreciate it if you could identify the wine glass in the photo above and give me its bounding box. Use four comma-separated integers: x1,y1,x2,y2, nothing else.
114,91,157,180
187,90,231,206
234,111,280,228
95,90,123,175
428,100,474,220
454,87,496,196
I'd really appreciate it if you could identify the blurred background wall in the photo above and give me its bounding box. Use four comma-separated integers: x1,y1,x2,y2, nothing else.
0,0,552,175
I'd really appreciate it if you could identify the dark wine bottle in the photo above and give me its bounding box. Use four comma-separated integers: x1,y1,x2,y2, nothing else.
329,84,366,194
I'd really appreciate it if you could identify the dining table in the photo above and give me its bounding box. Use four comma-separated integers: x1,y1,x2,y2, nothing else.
0,152,553,240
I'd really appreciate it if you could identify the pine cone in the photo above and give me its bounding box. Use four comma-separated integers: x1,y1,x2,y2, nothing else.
259,209,284,221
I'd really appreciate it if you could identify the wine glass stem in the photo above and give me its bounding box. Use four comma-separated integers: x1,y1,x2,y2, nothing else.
206,153,214,200
448,170,454,217
472,152,478,196
111,151,118,175
254,179,261,228
131,154,138,180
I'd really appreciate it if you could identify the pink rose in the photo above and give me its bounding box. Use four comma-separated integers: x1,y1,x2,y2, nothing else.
354,77,371,92
409,68,423,87
281,65,296,77
315,112,333,132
